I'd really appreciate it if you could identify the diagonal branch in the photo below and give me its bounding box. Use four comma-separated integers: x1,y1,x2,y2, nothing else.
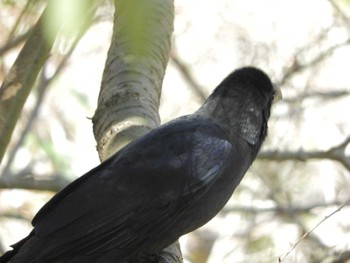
279,199,350,262
0,0,98,165
328,0,350,31
170,52,207,102
279,37,350,85
1,7,96,183
0,28,32,56
0,3,60,164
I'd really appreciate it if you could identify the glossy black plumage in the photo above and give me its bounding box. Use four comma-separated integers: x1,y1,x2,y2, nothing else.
0,67,278,263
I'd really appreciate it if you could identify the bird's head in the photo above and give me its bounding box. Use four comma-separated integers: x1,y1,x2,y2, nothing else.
197,67,281,147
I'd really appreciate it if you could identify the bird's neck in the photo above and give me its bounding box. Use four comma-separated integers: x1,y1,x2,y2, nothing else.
195,96,266,149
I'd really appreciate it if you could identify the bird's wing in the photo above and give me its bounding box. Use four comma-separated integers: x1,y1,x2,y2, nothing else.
30,118,232,260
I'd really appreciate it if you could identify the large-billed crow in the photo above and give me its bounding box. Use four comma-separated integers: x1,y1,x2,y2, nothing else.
0,67,281,263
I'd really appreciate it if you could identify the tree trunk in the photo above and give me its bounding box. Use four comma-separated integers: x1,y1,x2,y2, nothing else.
93,0,173,160
92,0,182,262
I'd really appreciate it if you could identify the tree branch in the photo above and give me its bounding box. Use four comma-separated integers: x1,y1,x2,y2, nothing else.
0,0,98,165
259,136,350,171
282,89,350,104
279,199,350,262
0,28,32,56
1,6,96,183
222,200,347,215
279,37,350,85
170,52,207,102
0,3,60,164
1,66,50,180
0,168,70,192
328,0,350,31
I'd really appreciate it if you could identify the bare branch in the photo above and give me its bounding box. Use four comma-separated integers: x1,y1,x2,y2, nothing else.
1,8,95,180
279,37,350,85
6,0,34,41
279,199,350,262
0,3,60,164
259,136,350,171
1,67,50,180
0,168,70,192
283,89,350,104
170,52,207,102
257,172,341,253
328,0,350,30
0,28,32,56
222,200,347,215
0,212,32,222
0,0,98,164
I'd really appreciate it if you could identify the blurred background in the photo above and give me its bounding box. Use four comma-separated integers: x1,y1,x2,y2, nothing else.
1,0,350,262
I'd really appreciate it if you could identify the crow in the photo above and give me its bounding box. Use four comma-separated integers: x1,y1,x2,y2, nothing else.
0,67,281,263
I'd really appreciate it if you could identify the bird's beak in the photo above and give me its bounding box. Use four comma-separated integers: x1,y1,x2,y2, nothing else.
272,84,282,103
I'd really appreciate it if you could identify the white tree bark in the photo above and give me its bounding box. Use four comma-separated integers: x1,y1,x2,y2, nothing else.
92,0,182,262
93,0,174,161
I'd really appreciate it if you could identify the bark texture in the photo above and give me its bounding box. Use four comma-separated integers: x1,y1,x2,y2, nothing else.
93,0,174,161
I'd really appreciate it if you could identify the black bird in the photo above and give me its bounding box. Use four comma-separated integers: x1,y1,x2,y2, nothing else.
0,67,281,263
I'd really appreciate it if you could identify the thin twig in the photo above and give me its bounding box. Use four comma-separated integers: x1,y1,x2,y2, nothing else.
1,2,97,177
278,199,350,262
328,0,350,30
1,65,50,179
282,89,350,104
170,52,207,102
7,0,33,41
222,200,347,214
0,28,33,55
279,35,350,85
0,3,60,164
